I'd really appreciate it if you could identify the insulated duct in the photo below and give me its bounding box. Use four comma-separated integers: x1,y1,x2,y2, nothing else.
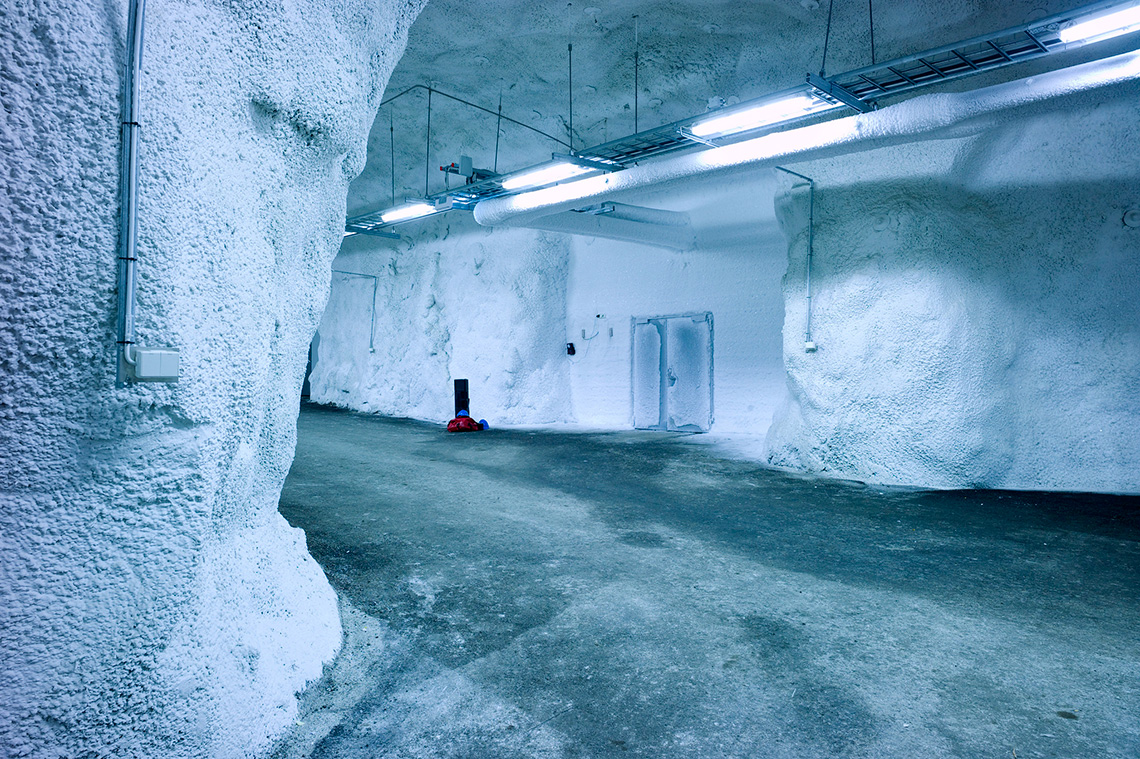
526,207,695,251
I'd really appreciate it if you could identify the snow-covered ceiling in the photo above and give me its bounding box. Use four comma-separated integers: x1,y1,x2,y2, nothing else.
347,0,1078,215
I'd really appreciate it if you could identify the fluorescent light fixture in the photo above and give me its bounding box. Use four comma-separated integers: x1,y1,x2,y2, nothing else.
380,201,435,224
690,92,842,139
1059,2,1140,43
500,162,594,191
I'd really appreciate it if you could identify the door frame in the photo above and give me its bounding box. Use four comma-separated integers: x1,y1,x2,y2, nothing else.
630,311,714,431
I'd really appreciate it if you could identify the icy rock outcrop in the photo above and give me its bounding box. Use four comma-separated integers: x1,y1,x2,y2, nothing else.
767,91,1140,492
310,215,572,424
0,1,421,757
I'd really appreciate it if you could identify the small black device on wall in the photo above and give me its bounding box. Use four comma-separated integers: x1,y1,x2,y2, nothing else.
454,378,470,416
566,343,576,355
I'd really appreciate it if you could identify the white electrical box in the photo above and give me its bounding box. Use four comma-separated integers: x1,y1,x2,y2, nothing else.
134,348,180,382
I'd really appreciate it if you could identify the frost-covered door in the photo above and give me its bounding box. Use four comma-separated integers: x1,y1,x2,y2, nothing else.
632,313,713,432
665,314,712,432
632,320,664,429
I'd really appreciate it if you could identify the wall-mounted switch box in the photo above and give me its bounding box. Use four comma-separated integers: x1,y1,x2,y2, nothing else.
134,348,180,382
804,341,818,353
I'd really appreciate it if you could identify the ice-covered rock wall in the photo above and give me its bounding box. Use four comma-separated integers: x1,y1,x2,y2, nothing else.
767,88,1140,493
309,215,571,424
0,1,420,757
316,0,1137,493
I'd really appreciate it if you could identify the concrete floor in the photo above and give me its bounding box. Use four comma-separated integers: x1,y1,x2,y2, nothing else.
273,404,1140,758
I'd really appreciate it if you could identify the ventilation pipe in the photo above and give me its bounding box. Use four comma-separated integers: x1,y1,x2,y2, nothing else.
116,0,179,384
521,210,695,251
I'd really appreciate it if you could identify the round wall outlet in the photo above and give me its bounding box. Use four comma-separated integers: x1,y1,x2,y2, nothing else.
1124,209,1140,228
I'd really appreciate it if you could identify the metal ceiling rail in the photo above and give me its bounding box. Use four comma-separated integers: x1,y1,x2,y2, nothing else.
346,0,1138,235
827,1,1104,100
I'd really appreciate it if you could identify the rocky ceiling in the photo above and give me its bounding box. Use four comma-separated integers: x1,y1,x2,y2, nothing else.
347,0,1076,215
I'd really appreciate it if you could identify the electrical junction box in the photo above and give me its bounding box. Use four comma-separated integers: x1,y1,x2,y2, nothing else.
134,348,180,382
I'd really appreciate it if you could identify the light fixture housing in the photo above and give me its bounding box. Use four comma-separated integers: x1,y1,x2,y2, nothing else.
689,90,843,139
500,162,595,191
1059,2,1140,43
380,201,435,224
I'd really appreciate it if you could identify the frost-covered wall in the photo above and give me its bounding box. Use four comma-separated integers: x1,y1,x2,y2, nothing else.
313,171,790,434
0,1,420,757
767,88,1140,493
314,0,1138,494
309,215,571,424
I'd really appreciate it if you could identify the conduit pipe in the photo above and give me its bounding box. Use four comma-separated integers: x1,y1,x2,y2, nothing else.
116,0,146,384
473,47,1140,229
774,167,817,352
331,270,378,352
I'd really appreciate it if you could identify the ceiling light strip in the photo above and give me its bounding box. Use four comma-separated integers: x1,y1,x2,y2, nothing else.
348,0,1140,233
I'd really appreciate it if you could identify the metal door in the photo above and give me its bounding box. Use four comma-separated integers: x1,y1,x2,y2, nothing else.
632,312,713,432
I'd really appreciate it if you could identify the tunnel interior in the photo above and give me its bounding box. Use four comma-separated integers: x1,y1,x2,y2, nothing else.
2,1,1139,758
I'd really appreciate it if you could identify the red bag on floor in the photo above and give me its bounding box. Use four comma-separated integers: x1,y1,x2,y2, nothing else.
447,416,484,432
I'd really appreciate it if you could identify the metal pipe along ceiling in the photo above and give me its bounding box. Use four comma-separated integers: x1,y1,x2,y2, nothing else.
472,47,1140,229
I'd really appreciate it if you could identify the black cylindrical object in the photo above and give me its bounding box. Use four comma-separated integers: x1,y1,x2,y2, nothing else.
454,379,469,416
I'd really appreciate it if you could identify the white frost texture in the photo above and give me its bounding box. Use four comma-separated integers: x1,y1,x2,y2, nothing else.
311,218,571,424
766,86,1140,492
0,1,421,757
317,25,1139,492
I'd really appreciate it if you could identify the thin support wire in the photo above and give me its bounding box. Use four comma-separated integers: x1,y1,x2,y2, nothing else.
381,84,571,148
820,0,835,76
568,43,574,153
494,87,503,173
869,0,876,65
633,15,640,133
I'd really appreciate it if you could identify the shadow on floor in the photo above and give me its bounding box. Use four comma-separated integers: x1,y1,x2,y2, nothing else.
273,404,1140,759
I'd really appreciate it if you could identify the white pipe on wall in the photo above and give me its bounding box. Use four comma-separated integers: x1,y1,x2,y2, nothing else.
116,0,146,384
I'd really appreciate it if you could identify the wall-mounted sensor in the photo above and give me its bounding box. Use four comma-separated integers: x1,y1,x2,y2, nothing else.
804,341,817,353
1124,209,1140,228
566,342,576,355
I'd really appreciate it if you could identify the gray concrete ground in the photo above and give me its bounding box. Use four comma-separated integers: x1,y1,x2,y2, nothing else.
272,404,1140,758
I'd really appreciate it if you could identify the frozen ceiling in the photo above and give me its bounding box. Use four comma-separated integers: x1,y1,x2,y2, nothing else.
347,0,1078,216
